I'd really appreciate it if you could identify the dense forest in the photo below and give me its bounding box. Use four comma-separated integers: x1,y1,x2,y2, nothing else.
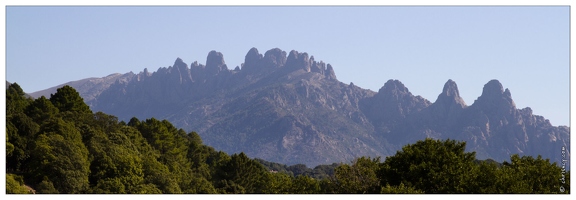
6,83,570,194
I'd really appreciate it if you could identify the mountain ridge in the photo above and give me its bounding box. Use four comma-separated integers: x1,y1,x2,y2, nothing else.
28,47,570,167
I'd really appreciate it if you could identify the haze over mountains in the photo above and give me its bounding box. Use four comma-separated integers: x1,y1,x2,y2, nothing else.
29,48,570,167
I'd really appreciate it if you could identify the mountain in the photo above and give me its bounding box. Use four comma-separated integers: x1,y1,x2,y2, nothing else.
28,73,135,103
32,48,570,167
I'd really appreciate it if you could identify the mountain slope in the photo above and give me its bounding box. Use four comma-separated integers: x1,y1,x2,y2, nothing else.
34,48,570,167
28,73,135,103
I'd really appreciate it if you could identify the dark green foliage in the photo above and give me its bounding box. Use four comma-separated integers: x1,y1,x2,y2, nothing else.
380,183,424,194
335,157,381,193
287,164,312,177
256,158,339,179
6,113,39,171
6,83,39,172
496,155,565,193
6,174,32,194
29,132,90,193
290,175,321,194
35,177,59,194
25,96,59,124
263,172,293,194
216,152,268,193
6,83,31,116
49,85,91,114
5,84,570,194
378,138,477,193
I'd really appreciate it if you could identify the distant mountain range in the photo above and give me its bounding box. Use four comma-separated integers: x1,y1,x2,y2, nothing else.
29,48,570,168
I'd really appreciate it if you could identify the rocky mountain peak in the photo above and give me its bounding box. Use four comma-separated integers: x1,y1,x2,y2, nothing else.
380,79,409,95
206,50,227,76
243,47,263,69
472,79,517,118
171,57,193,84
481,79,504,98
442,79,460,97
435,79,466,108
325,64,336,80
174,57,186,68
286,50,311,72
263,48,287,67
476,79,516,107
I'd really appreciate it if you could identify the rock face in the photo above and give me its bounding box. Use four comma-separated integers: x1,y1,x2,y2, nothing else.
34,48,569,167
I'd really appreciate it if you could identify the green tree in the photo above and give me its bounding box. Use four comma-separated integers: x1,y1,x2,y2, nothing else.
84,127,148,194
49,85,90,114
6,174,33,194
468,159,500,193
35,177,59,194
263,172,293,194
334,157,381,193
29,131,90,193
6,113,39,172
380,183,424,194
378,138,477,193
6,82,32,116
216,152,268,193
495,154,565,193
25,96,59,124
49,85,92,122
290,175,320,194
182,175,217,194
134,118,194,192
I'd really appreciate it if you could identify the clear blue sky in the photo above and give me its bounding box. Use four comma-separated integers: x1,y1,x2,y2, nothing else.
5,6,570,126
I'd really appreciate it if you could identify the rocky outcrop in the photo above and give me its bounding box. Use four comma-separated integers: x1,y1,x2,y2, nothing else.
360,79,431,133
205,50,228,76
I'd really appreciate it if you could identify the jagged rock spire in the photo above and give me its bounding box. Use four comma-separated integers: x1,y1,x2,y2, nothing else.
243,47,262,70
263,48,286,67
472,79,517,116
435,79,466,108
206,50,227,76
380,79,409,95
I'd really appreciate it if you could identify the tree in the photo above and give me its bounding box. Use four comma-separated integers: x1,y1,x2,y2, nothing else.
334,157,381,193
6,113,39,172
468,159,500,193
495,154,565,193
181,175,217,194
380,183,424,194
6,82,31,116
25,96,59,124
49,85,92,122
35,177,59,194
6,174,33,194
378,138,477,193
287,164,312,177
84,128,147,194
216,152,268,193
134,118,194,191
290,175,320,194
263,172,293,194
6,83,39,172
29,131,90,193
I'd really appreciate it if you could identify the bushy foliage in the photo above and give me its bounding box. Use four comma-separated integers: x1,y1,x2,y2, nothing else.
378,138,477,193
6,174,33,194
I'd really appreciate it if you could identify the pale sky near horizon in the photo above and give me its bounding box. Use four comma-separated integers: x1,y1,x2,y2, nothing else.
5,6,570,126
